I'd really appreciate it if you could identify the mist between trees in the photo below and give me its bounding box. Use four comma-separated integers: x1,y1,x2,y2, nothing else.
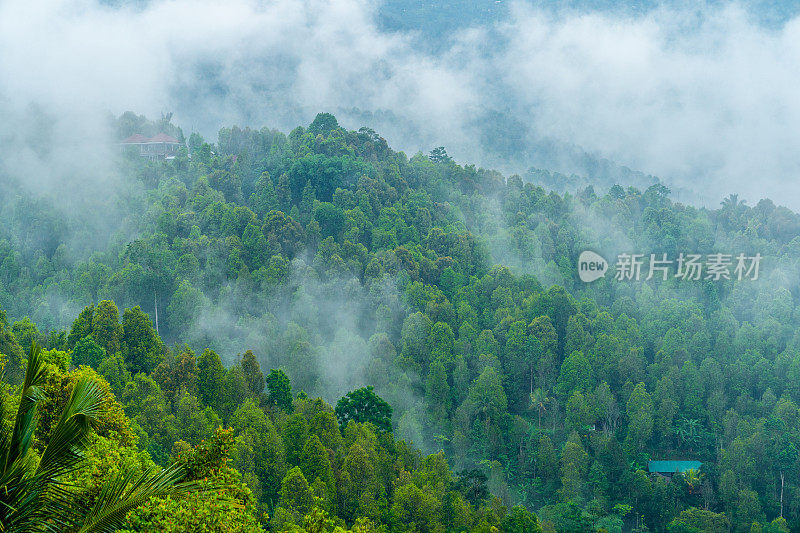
2,111,800,532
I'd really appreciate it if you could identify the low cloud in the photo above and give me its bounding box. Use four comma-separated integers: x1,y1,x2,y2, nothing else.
2,1,800,204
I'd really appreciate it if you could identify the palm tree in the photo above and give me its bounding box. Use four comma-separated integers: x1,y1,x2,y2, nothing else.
0,343,199,532
721,193,740,211
720,194,747,230
683,468,703,494
530,388,550,432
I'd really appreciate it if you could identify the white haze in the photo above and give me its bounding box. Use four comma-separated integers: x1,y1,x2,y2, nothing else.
1,0,800,208
4,0,800,452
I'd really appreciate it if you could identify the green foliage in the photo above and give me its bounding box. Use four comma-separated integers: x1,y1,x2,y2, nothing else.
240,350,265,396
555,351,593,401
72,334,105,368
0,343,199,532
6,113,800,530
308,113,341,136
123,428,262,532
314,202,345,238
335,386,392,433
501,505,542,533
276,466,315,524
250,172,278,217
92,300,124,357
197,348,226,410
97,352,131,398
300,434,336,501
625,382,654,453
267,368,294,412
11,317,43,352
41,347,71,372
68,305,95,350
667,508,730,533
122,306,163,374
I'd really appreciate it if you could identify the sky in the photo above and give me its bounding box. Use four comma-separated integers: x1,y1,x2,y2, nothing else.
2,0,800,208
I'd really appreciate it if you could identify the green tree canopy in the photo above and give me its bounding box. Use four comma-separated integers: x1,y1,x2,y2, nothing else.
335,386,393,433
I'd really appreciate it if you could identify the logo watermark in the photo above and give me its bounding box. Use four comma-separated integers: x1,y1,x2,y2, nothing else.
578,251,608,282
577,251,762,282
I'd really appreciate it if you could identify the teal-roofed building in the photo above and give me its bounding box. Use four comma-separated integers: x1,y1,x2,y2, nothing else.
648,460,702,477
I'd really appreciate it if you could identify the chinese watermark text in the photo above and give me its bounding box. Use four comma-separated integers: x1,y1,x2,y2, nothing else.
578,251,762,283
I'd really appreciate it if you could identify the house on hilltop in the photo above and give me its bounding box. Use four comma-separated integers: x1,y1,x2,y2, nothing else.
120,133,182,160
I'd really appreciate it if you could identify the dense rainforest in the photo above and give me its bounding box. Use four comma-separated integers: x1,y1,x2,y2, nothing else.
3,111,800,532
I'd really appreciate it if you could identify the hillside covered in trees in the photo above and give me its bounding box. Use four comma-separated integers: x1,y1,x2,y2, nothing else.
3,112,800,531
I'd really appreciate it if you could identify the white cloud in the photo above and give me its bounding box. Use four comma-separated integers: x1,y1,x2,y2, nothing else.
498,3,800,206
2,0,800,207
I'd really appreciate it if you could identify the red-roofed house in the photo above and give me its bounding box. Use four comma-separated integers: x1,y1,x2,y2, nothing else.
122,133,150,144
120,133,182,160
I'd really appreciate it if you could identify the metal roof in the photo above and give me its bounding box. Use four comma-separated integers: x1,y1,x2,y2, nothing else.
648,460,702,473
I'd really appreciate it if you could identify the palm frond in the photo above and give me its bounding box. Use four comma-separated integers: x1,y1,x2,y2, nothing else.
4,342,47,472
0,345,204,532
0,343,94,532
0,376,11,469
77,462,200,533
36,376,107,483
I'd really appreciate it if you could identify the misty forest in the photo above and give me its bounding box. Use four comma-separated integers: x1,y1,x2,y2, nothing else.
2,107,800,533
7,5,800,533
